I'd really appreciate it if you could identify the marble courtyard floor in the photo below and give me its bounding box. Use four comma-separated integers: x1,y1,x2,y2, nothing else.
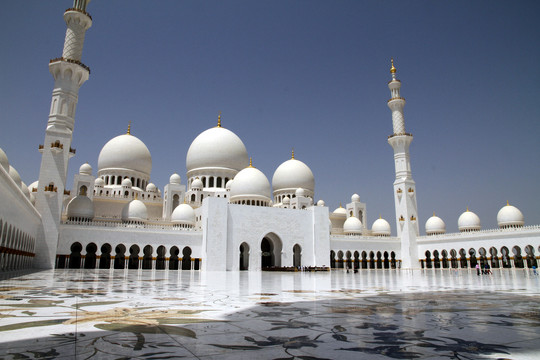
0,269,539,359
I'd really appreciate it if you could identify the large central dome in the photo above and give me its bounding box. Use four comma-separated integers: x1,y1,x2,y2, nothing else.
186,126,249,173
98,133,152,175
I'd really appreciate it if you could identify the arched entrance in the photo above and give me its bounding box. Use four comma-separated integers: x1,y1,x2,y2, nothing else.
293,244,301,268
181,246,192,270
261,234,282,269
240,242,250,270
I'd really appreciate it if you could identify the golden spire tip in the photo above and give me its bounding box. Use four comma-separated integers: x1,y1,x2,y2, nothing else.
291,148,295,159
507,200,509,206
127,121,131,135
217,111,222,128
390,58,396,74
248,157,253,168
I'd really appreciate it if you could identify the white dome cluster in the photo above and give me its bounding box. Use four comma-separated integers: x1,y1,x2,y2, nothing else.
497,202,524,228
343,216,362,235
122,200,148,223
169,173,181,185
186,126,249,173
372,217,391,236
458,208,481,232
171,203,196,227
79,163,92,175
272,157,315,197
66,195,94,221
0,148,9,172
425,214,446,235
229,163,272,206
98,133,152,176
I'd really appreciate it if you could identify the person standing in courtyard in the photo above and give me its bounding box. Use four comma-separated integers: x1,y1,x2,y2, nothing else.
476,263,480,276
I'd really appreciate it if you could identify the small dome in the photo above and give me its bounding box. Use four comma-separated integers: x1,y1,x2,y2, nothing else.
372,218,391,236
458,209,481,232
0,148,9,172
230,166,271,204
98,133,152,175
272,158,315,194
226,179,233,190
94,178,105,187
169,173,181,185
66,195,94,220
186,126,249,173
317,199,325,206
333,206,347,216
121,178,132,187
497,202,524,228
21,182,30,199
28,180,39,193
351,193,361,203
343,216,363,235
295,188,306,197
283,196,291,204
8,166,22,188
425,215,446,235
192,178,203,190
146,183,157,192
79,163,92,175
171,203,196,226
122,199,147,222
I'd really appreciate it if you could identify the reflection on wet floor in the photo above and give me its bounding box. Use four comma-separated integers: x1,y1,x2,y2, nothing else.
0,268,539,359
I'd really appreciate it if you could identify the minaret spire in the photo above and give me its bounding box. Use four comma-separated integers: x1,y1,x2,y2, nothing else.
387,59,419,269
34,2,93,269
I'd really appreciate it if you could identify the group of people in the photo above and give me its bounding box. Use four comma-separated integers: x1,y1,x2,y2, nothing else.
475,263,492,275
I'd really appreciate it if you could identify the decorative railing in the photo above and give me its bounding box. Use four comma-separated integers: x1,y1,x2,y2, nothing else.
62,219,200,232
418,225,540,241
331,234,399,241
387,96,405,103
49,57,90,73
65,7,92,20
388,132,413,139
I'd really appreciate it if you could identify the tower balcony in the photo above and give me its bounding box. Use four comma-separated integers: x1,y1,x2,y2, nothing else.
49,57,90,74
64,7,92,21
388,132,413,139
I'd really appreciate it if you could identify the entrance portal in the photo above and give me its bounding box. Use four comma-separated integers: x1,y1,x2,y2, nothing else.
293,244,301,268
261,234,282,269
240,243,249,270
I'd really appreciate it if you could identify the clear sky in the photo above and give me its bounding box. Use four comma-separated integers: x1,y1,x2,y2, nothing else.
1,1,539,234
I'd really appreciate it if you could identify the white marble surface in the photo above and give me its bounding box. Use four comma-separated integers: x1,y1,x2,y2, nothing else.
0,268,539,359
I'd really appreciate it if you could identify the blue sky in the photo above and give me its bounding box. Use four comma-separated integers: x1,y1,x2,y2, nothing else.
1,1,539,233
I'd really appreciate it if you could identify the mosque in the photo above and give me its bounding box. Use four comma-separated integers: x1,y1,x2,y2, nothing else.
0,1,539,273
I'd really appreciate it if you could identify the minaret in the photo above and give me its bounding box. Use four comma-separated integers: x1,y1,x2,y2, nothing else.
387,59,420,269
34,1,92,269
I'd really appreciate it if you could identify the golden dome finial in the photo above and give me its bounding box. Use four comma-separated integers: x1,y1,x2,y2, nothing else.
339,202,342,208
390,58,396,74
433,211,436,216
506,200,510,206
291,148,295,159
217,111,222,128
379,214,382,219
248,157,253,168
466,206,469,212
127,121,131,135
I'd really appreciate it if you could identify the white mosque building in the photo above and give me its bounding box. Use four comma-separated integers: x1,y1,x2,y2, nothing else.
1,1,539,272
